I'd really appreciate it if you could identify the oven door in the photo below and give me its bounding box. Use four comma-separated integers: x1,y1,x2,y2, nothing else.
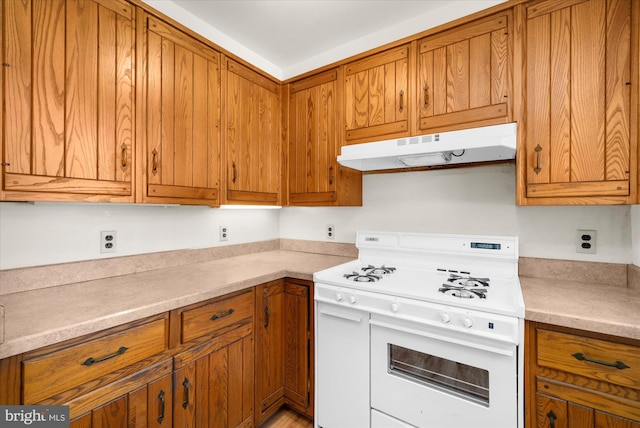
370,313,517,428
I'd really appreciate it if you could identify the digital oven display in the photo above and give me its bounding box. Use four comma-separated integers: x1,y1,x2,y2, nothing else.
471,242,501,250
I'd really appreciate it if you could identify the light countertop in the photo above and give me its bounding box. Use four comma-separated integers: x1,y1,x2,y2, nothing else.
1,251,638,359
0,250,353,359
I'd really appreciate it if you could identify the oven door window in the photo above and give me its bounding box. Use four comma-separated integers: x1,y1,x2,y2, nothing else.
388,343,489,407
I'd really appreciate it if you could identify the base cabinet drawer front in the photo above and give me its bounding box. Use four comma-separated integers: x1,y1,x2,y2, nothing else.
537,329,640,390
23,319,167,404
527,322,640,427
181,290,254,343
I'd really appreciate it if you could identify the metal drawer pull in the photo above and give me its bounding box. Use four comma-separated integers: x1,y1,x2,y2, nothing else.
572,352,630,370
121,144,127,170
423,85,429,108
399,90,404,113
546,410,556,428
81,346,128,366
152,150,159,175
232,162,237,184
157,390,165,423
264,306,270,328
210,308,234,321
182,377,190,408
534,145,542,174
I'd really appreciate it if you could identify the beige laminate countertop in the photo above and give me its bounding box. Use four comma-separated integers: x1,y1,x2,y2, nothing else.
521,276,640,341
1,251,638,360
0,250,354,359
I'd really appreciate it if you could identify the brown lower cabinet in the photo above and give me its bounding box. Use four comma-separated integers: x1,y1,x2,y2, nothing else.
255,279,314,425
0,282,313,427
526,321,640,428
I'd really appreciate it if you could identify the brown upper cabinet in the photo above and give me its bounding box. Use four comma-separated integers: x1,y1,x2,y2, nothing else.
137,11,221,207
417,11,512,133
516,0,638,205
2,0,135,203
286,69,362,206
343,44,412,144
223,58,281,205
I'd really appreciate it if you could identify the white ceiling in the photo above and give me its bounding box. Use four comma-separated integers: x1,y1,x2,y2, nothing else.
145,0,506,80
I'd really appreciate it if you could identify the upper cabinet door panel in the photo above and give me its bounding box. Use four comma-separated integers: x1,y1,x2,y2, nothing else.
418,11,512,133
344,45,410,143
142,15,221,206
521,0,636,203
3,0,134,201
224,58,281,205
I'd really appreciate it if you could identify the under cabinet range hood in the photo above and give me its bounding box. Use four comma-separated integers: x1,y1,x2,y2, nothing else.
337,122,517,171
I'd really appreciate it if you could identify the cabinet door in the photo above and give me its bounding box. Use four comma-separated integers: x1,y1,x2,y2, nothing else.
287,69,362,206
173,324,254,428
139,14,221,207
255,280,285,424
418,11,511,133
2,0,134,202
536,393,640,428
70,373,173,428
520,0,637,204
284,281,312,417
344,44,410,144
224,58,281,205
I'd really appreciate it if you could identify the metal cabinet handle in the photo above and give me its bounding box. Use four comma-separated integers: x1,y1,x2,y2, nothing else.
264,306,270,328
210,308,234,321
81,346,128,366
546,410,556,428
157,390,165,423
534,145,542,174
152,150,159,176
423,85,429,108
232,162,237,184
572,352,630,370
399,90,404,113
182,377,190,409
121,144,127,171
329,166,334,186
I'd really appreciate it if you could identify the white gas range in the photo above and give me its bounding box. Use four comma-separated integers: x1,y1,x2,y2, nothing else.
313,231,524,428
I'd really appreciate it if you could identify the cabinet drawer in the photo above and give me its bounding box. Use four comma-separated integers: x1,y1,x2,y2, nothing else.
537,329,640,389
23,319,167,403
181,290,254,343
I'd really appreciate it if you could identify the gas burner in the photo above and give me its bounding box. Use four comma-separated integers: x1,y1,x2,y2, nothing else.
447,274,490,288
439,285,487,299
362,265,397,275
344,271,382,282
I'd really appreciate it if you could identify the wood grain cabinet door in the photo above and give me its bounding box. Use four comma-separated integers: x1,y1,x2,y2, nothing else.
520,0,637,204
224,58,281,205
2,0,134,202
287,69,362,206
344,44,410,144
417,11,512,133
254,280,285,425
139,13,221,207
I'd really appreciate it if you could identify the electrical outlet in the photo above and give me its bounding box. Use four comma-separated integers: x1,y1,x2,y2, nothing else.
219,225,229,242
100,230,117,253
576,229,596,254
326,224,335,240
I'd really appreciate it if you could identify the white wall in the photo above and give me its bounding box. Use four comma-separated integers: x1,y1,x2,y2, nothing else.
0,203,279,270
280,164,634,264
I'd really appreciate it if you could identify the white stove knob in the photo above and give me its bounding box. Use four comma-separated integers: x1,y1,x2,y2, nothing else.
349,295,357,305
440,313,451,324
335,292,343,302
391,303,399,313
463,317,473,328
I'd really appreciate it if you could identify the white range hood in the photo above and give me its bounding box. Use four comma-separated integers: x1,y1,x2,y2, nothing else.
337,122,517,171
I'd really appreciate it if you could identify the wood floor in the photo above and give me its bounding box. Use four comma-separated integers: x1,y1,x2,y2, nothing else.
262,408,313,428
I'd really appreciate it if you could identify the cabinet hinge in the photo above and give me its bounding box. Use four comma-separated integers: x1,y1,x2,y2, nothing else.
1,162,10,166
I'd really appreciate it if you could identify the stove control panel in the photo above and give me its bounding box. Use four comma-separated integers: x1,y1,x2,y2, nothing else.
316,283,520,344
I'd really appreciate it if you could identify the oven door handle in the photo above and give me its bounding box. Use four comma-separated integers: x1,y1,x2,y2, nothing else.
370,319,514,357
319,307,364,323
